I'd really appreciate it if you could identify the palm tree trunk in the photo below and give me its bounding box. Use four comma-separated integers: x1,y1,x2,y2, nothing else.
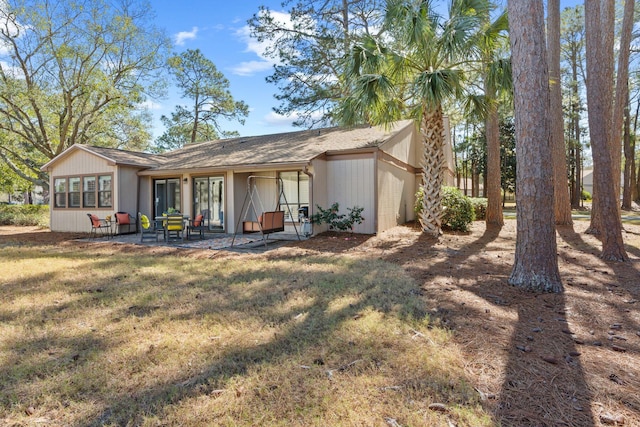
419,106,445,237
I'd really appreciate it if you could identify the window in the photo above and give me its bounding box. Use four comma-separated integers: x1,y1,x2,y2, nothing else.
279,171,309,221
68,177,81,208
98,175,112,208
52,174,112,209
54,178,66,208
83,176,96,207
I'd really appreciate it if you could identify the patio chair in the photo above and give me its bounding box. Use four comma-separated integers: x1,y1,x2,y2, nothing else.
138,212,162,242
114,212,136,235
187,212,207,240
165,214,185,243
87,213,111,239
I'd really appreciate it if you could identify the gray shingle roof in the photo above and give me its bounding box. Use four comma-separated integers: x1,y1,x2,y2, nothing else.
153,121,412,171
82,146,167,167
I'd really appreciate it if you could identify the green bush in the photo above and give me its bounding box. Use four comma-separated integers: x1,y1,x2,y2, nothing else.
581,190,592,201
469,197,487,220
415,186,476,232
0,204,49,227
310,202,364,232
441,187,475,232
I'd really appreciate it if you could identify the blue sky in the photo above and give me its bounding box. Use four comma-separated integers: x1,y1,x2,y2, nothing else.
148,1,585,141
148,1,295,139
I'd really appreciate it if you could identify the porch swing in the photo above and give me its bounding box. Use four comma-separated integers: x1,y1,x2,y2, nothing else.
232,176,301,247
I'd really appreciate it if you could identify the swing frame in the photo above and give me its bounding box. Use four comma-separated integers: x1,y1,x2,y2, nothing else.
232,175,301,247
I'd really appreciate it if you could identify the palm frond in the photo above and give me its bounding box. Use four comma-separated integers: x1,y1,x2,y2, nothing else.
414,68,464,110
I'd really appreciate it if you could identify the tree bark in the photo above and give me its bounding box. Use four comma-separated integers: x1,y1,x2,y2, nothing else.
584,0,628,261
419,106,445,237
507,0,562,292
548,0,572,225
485,93,503,226
611,0,635,204
622,92,633,210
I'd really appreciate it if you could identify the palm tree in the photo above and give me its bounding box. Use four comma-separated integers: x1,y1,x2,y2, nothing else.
339,0,488,237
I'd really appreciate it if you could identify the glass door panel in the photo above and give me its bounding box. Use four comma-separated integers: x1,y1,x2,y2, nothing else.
193,176,224,232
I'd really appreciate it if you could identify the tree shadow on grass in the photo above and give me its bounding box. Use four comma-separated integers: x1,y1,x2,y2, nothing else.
0,243,485,426
384,222,596,426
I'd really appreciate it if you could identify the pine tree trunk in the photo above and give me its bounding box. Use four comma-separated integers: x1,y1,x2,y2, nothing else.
485,97,503,226
548,0,572,225
419,106,445,237
584,0,628,260
611,0,635,203
507,0,562,292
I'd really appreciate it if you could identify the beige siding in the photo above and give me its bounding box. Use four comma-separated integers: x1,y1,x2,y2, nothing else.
379,122,416,166
309,158,328,234
377,160,417,231
49,151,117,232
116,166,140,216
138,176,153,218
442,116,455,186
326,155,375,234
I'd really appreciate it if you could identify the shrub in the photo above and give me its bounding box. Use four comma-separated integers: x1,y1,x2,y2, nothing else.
441,187,475,232
469,197,487,220
581,190,592,201
0,204,49,227
310,202,364,232
415,186,476,232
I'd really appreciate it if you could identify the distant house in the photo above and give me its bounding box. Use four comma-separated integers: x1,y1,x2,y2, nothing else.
41,120,454,235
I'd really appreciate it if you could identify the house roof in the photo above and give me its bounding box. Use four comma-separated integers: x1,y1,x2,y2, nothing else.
41,144,167,171
41,120,415,173
150,120,414,172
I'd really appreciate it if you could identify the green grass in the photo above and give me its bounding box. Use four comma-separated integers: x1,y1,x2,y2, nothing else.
0,243,494,426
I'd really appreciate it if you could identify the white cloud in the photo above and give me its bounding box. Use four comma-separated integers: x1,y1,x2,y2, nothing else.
174,26,198,46
262,110,323,127
232,10,294,76
231,60,273,76
138,100,163,110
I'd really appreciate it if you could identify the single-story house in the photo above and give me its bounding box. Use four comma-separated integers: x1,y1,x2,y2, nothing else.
41,119,454,235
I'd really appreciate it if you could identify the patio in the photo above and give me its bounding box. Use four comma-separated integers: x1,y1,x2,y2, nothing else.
86,231,306,251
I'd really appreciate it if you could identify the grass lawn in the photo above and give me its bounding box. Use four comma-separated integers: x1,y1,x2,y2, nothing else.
0,240,491,426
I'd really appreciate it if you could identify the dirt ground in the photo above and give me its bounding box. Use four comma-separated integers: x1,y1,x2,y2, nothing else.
2,220,639,427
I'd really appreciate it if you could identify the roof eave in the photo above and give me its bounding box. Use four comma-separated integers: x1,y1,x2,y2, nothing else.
137,161,311,176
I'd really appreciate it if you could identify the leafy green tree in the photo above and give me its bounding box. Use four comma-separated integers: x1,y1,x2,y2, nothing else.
156,49,248,151
248,0,384,128
341,0,489,237
0,0,170,189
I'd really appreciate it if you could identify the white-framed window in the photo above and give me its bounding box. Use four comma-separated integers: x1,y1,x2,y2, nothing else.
279,171,309,221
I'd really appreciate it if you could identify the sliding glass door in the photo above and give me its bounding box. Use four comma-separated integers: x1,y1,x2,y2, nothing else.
154,178,181,216
193,176,224,232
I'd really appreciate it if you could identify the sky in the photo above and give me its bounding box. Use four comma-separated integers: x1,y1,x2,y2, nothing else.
147,0,586,141
148,1,297,140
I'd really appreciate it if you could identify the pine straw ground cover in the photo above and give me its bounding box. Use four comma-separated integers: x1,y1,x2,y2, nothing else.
0,220,639,426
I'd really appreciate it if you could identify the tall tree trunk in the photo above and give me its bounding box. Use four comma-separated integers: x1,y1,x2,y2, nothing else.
622,92,633,209
548,0,572,225
419,106,445,237
584,0,628,260
570,46,582,209
611,0,635,204
485,95,503,225
507,0,562,292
